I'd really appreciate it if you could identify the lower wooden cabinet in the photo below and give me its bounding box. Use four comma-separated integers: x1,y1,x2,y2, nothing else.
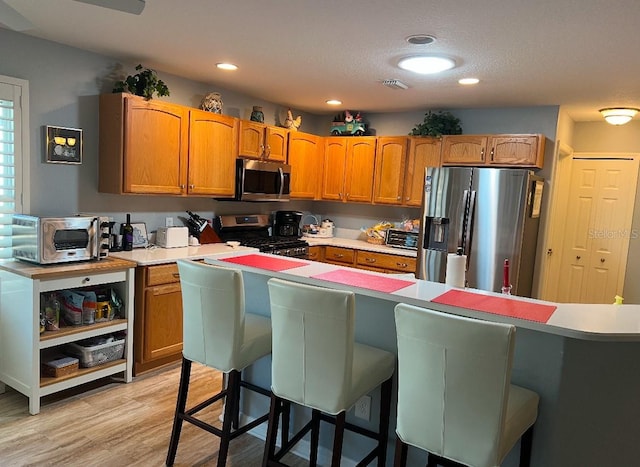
310,245,416,274
134,263,183,375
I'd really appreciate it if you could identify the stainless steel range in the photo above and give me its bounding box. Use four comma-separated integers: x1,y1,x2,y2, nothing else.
214,214,309,258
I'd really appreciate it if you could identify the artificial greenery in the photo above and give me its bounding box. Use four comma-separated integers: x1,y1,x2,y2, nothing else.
113,64,170,100
410,110,462,137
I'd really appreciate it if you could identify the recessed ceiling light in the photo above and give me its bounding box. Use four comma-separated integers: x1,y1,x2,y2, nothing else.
458,78,479,85
326,99,342,105
406,34,436,45
216,63,238,71
398,56,456,74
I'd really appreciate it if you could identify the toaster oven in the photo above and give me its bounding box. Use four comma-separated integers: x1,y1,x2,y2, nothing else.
385,229,419,250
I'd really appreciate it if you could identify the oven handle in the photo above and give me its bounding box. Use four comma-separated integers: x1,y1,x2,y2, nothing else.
278,167,284,198
92,217,100,260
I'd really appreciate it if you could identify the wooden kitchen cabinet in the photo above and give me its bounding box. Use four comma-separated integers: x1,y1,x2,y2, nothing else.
238,120,288,162
322,137,376,203
288,131,323,199
323,246,356,266
373,137,408,205
134,263,183,375
356,250,416,274
442,134,544,168
307,245,322,262
403,137,443,206
99,93,238,196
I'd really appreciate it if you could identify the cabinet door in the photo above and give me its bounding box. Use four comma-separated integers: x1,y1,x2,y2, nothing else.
142,283,183,361
344,137,376,202
307,245,323,262
324,246,355,266
123,97,189,194
488,134,544,167
265,126,288,162
322,138,348,201
441,135,488,165
403,137,442,206
188,110,238,196
289,132,323,199
238,120,265,159
373,137,408,205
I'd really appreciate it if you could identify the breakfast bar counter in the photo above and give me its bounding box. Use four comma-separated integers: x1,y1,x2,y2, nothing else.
204,251,640,467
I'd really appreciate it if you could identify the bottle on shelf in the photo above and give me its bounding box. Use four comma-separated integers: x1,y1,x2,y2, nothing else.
502,258,512,295
122,214,134,251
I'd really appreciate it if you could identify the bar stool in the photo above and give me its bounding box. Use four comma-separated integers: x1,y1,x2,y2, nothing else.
166,260,273,467
393,303,539,467
263,278,395,467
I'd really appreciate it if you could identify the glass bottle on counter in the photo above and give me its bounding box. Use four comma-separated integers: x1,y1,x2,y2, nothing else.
122,214,134,251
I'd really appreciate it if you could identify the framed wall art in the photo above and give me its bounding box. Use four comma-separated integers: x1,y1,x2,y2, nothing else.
45,125,83,164
130,222,149,248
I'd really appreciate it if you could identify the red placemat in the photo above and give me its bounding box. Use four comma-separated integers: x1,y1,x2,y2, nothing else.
221,254,307,272
311,269,414,293
431,289,556,323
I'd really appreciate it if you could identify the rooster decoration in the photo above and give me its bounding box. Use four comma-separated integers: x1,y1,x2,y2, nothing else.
283,108,302,131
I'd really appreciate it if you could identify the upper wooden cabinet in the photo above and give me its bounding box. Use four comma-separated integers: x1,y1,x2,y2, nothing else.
99,93,238,196
322,137,376,203
373,136,442,206
187,109,238,196
373,137,408,205
441,134,544,168
403,137,443,206
238,120,288,162
288,131,323,199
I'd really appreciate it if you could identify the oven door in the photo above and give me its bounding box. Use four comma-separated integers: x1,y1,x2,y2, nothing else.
41,217,99,263
237,159,291,202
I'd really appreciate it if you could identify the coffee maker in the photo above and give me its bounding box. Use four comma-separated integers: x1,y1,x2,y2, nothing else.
274,211,303,237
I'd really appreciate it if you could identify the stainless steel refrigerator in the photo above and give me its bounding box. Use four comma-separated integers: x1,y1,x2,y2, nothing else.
416,167,544,297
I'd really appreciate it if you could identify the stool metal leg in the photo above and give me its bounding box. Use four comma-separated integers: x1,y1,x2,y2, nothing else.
166,357,192,466
262,393,282,467
309,409,321,467
218,370,241,467
378,377,392,466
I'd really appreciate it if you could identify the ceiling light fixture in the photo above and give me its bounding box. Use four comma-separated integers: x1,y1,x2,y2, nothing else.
326,99,342,105
599,108,639,125
398,55,456,74
406,34,436,45
216,63,238,71
458,78,479,85
382,79,408,90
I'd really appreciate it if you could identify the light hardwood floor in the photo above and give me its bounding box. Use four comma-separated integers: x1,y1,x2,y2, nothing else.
0,363,306,466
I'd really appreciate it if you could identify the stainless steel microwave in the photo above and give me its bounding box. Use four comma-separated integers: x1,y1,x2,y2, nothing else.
12,215,110,264
221,159,291,202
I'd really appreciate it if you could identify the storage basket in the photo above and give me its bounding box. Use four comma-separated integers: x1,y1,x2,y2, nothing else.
41,356,79,377
65,337,125,368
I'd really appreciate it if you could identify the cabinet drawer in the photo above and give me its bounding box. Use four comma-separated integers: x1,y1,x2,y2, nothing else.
308,246,322,262
40,271,127,293
324,246,355,265
356,251,416,272
146,263,180,286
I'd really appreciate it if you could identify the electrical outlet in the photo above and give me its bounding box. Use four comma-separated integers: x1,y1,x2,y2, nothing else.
354,395,371,420
165,217,174,227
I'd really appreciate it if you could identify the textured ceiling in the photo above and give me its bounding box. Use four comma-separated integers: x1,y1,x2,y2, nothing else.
2,0,640,121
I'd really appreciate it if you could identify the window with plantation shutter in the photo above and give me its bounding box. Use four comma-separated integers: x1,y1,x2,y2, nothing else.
0,76,29,259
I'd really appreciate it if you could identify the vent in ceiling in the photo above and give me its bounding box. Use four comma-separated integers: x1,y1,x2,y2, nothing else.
382,79,409,90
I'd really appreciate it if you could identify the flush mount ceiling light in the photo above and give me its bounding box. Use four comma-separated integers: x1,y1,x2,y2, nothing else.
458,78,479,85
599,108,639,125
406,34,437,45
216,63,238,71
326,99,342,105
398,55,456,74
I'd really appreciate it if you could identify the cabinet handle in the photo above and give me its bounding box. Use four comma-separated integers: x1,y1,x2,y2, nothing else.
334,253,344,258
480,148,485,159
600,258,605,263
82,277,91,283
366,258,376,263
180,184,185,189
406,197,410,201
173,273,180,278
189,184,194,189
490,148,495,161
397,196,401,200
396,262,408,268
576,255,581,260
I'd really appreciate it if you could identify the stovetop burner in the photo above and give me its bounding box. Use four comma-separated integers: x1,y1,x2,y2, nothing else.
215,214,309,258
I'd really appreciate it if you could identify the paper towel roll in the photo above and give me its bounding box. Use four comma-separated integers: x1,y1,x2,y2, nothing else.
445,253,466,287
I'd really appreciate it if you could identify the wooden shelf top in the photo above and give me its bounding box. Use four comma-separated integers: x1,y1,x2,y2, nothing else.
0,257,136,280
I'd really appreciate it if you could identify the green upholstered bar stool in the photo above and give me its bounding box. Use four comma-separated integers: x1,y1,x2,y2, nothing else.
393,303,539,467
166,260,273,467
263,278,395,467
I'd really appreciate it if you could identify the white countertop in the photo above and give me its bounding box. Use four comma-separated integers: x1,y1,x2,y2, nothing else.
109,243,257,265
304,236,417,257
204,251,640,341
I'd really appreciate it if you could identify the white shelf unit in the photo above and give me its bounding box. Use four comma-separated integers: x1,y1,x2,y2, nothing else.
0,264,134,415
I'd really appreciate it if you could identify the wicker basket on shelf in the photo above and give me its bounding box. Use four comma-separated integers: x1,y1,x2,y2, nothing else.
366,236,385,245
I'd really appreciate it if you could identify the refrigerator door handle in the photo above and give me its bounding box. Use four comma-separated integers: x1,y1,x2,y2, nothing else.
464,190,477,258
458,190,469,249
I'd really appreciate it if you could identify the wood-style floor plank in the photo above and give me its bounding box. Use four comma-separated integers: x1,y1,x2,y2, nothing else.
0,363,307,466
